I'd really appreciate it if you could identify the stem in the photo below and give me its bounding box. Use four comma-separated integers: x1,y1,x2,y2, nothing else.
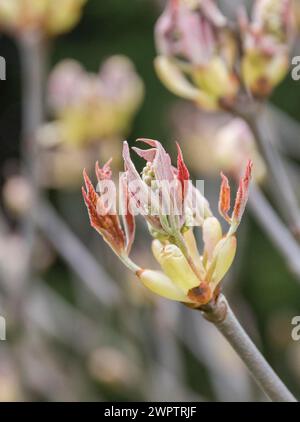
240,105,300,238
268,104,300,160
18,31,48,283
249,184,300,280
200,294,297,402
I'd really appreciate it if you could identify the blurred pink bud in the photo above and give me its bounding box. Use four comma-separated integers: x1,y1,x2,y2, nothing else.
155,0,239,109
171,103,265,181
239,0,294,97
46,56,144,147
155,0,226,64
2,176,33,216
48,60,85,111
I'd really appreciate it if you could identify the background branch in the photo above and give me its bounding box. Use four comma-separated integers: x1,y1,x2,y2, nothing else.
241,105,300,238
248,184,300,280
36,199,121,306
18,33,48,284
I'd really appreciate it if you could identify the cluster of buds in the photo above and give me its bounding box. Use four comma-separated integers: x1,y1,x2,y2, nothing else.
155,0,294,108
239,0,294,97
155,0,239,110
44,56,144,147
82,140,252,306
0,0,86,37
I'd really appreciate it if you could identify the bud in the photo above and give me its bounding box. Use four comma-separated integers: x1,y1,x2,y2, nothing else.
137,269,191,302
214,119,266,183
154,0,239,110
239,0,294,97
152,239,200,293
218,160,253,235
83,141,252,306
155,56,216,110
2,176,33,216
0,0,87,36
172,105,266,182
88,347,139,388
183,228,205,275
210,236,237,288
202,217,223,261
47,57,144,147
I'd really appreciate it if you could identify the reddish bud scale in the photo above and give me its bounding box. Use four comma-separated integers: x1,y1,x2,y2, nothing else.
219,172,231,223
187,282,212,305
233,160,253,223
176,142,190,198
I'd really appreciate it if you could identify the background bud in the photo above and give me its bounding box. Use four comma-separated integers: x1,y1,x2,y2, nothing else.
240,0,294,97
0,0,87,36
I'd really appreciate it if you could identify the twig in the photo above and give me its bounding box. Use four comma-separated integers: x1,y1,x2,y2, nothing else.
199,294,297,402
268,104,300,160
35,199,121,305
179,306,254,402
248,184,300,279
0,207,8,235
239,104,300,238
18,32,48,283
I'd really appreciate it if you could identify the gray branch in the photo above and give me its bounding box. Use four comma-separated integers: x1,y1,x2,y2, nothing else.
201,295,297,402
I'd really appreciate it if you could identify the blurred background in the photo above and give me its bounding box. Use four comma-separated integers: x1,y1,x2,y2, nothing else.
0,0,300,402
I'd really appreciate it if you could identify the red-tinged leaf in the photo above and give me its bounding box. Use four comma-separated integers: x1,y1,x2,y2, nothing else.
120,173,136,254
176,142,190,198
218,172,231,223
83,169,98,208
95,159,113,181
82,185,102,232
232,160,253,224
82,167,126,257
